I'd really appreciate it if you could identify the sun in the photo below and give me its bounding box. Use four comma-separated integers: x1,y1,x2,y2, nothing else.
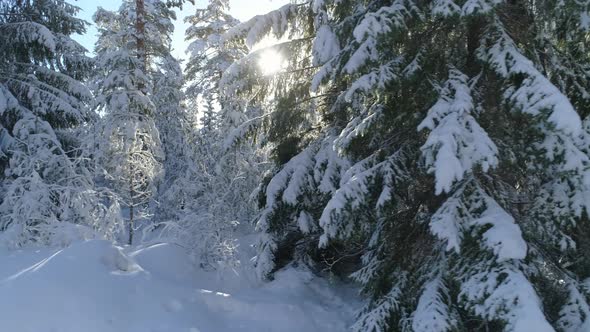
258,49,286,76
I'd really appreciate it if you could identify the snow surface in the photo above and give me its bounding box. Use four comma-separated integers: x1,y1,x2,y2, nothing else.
0,239,358,332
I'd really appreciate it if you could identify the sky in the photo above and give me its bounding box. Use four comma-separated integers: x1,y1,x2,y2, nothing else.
71,0,290,59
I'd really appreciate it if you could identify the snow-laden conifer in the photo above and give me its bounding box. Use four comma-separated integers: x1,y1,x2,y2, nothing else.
0,0,120,246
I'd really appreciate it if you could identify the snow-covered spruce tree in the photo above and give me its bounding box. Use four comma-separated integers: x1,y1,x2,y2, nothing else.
157,123,266,269
220,2,350,279
92,0,193,245
155,0,265,269
151,54,191,210
225,1,590,330
0,0,122,247
184,0,244,125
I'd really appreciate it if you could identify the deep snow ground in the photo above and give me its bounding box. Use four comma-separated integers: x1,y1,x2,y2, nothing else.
0,239,359,332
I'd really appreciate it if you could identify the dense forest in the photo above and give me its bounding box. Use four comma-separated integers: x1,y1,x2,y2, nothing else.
0,0,589,331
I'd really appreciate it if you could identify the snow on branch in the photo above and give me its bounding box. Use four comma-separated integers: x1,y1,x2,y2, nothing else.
319,149,409,247
478,19,581,136
412,273,457,332
429,179,526,261
344,0,418,74
223,3,304,49
418,69,498,195
460,262,553,332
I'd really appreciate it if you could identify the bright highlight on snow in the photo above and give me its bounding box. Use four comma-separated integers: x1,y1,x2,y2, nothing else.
258,49,285,75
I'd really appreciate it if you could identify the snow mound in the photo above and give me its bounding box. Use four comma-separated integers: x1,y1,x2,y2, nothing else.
0,240,358,332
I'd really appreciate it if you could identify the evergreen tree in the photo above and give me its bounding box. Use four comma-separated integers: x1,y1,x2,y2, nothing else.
92,0,171,245
0,0,121,246
184,0,245,130
157,0,265,269
92,0,192,245
152,54,191,211
151,51,197,246
224,1,590,330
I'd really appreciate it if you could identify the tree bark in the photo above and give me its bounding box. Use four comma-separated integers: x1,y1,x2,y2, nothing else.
128,161,135,245
129,0,146,246
465,16,484,77
135,0,147,91
128,204,134,245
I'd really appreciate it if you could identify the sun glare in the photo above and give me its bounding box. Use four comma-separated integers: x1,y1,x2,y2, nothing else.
258,50,286,76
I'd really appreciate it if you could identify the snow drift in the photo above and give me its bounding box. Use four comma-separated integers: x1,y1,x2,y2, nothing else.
0,240,357,332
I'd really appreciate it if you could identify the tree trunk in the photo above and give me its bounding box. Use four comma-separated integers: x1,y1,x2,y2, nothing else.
465,16,484,76
128,204,134,245
129,0,146,245
128,162,135,245
135,0,147,92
